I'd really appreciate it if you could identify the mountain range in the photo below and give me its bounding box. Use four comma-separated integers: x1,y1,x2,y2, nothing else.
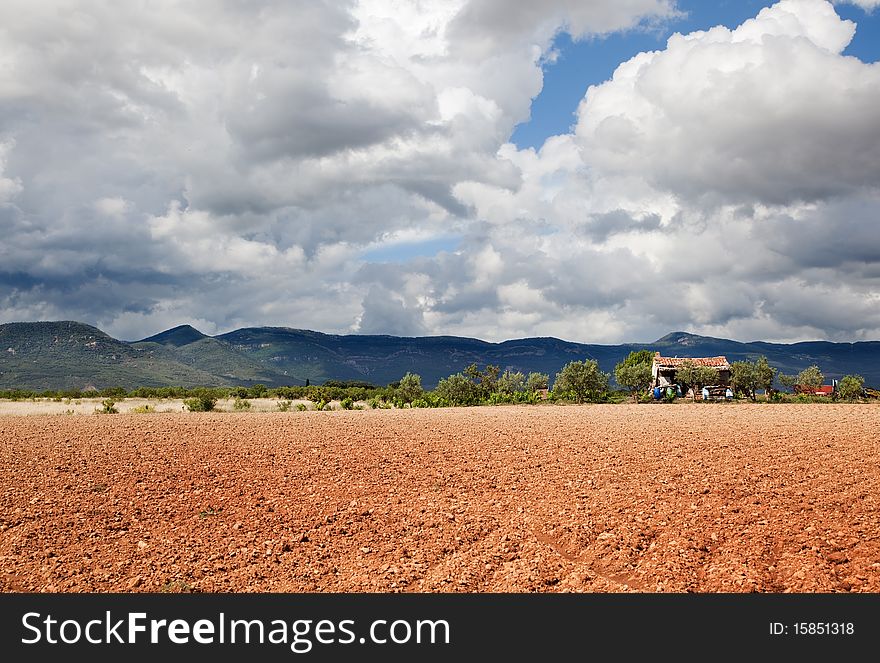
1,321,878,391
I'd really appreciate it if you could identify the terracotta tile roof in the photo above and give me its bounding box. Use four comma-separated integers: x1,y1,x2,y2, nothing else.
653,352,730,368
796,385,834,396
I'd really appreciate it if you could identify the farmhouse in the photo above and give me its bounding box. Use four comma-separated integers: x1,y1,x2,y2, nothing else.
651,352,731,388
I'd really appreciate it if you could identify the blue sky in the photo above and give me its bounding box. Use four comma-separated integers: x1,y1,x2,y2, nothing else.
384,0,880,266
512,0,880,149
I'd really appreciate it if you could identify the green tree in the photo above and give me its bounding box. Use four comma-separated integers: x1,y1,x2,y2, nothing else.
676,360,719,401
797,365,824,391
184,393,216,412
753,356,778,399
614,350,653,402
525,372,549,392
730,360,758,400
397,372,424,404
249,383,268,398
553,359,609,404
434,373,482,406
837,374,865,400
779,373,798,392
496,370,526,395
621,349,654,367
463,363,501,397
481,364,500,395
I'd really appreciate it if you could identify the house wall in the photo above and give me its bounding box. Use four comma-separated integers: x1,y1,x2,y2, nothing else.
653,366,676,387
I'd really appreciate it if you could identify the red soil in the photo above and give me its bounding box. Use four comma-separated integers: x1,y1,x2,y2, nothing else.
1,404,879,593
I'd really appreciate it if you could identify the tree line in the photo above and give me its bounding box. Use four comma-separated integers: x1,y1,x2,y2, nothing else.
0,353,870,408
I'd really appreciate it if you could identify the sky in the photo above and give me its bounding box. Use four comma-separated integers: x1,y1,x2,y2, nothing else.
1,0,879,344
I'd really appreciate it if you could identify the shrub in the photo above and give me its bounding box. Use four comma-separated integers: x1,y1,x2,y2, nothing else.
184,394,216,412
295,403,307,412
797,365,824,391
131,404,155,414
340,397,354,410
434,373,483,406
313,400,327,411
778,373,798,392
526,372,550,393
837,375,865,400
675,360,719,401
233,398,252,411
614,352,653,402
97,398,118,414
249,384,268,398
496,370,526,395
396,372,424,404
553,359,609,404
277,400,292,412
368,397,379,409
731,356,777,400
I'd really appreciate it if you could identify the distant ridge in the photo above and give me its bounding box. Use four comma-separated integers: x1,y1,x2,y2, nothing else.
1,321,878,390
139,324,208,346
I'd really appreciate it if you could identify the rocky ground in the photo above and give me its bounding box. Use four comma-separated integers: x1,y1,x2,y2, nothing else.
1,403,878,593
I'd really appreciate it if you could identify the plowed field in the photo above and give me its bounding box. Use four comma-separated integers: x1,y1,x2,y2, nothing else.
2,404,879,593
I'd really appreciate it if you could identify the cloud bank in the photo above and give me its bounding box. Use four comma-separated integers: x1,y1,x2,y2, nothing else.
1,0,878,343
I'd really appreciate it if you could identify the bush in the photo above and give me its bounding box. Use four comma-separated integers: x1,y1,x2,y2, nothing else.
313,400,327,411
340,397,354,410
434,373,483,406
97,398,118,414
396,372,424,404
272,386,307,400
249,383,269,398
797,365,824,391
675,360,719,401
233,397,252,411
277,400,291,412
525,372,549,393
184,394,216,412
295,403,307,412
553,359,609,404
496,370,526,395
131,404,155,414
837,375,865,400
614,358,653,402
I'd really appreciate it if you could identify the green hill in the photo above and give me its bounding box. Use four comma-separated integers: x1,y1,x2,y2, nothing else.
1,322,878,390
0,321,227,390
139,324,208,346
